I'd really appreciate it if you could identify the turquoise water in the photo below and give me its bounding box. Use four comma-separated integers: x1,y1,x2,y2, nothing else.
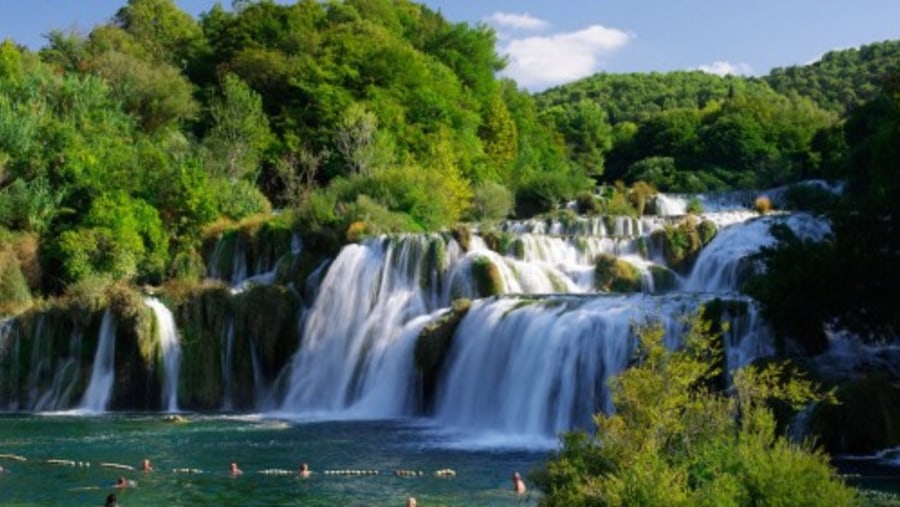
0,414,545,506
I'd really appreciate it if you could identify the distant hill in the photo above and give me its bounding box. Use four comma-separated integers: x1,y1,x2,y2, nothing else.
764,39,900,114
535,71,778,124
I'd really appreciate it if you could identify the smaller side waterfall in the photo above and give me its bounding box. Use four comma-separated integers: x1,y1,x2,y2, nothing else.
146,298,182,412
80,310,116,412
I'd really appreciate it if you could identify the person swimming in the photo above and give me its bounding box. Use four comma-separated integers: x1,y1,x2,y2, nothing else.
230,462,243,476
105,493,117,507
512,471,526,494
114,476,136,488
406,497,417,507
299,462,310,478
142,458,153,472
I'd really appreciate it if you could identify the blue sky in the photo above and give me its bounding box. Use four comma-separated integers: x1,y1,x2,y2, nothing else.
3,1,900,91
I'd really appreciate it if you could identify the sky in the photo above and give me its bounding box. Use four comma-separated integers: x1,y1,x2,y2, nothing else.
2,0,900,91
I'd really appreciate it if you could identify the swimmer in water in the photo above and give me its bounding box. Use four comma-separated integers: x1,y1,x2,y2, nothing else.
512,471,526,494
406,497,417,507
230,462,243,476
114,476,136,488
105,493,117,507
142,459,153,472
299,462,310,478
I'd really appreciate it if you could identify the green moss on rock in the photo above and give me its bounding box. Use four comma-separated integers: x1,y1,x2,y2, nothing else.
471,256,504,297
594,254,641,292
414,298,471,411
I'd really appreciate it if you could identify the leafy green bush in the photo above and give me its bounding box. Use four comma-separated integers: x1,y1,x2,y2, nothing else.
532,316,857,507
212,178,272,221
468,181,515,221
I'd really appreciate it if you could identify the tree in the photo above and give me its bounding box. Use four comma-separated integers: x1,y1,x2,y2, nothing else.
532,315,856,507
202,73,272,181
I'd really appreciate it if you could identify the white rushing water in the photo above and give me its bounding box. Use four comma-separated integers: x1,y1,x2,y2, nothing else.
79,310,117,412
145,298,182,412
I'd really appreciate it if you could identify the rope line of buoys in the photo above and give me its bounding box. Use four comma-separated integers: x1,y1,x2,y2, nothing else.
11,457,458,480
99,462,135,471
258,469,295,475
46,459,79,467
324,469,380,476
393,469,423,477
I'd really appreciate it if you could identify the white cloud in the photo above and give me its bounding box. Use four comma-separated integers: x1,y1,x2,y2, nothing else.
697,61,753,76
499,25,632,90
486,12,550,31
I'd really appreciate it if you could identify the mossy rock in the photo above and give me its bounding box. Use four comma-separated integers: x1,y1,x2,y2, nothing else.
232,284,301,388
451,225,472,252
648,265,678,293
809,373,900,454
471,256,503,297
414,299,471,412
481,230,515,255
420,236,447,293
655,215,706,273
698,219,717,245
594,254,641,292
168,284,233,410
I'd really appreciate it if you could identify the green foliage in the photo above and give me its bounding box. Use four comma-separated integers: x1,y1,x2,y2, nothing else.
56,192,168,283
653,216,708,273
810,373,900,454
781,183,839,213
533,316,857,507
765,40,900,114
468,181,514,221
686,196,704,214
594,254,641,293
744,224,836,354
0,247,31,314
202,73,273,181
210,178,272,221
0,177,65,234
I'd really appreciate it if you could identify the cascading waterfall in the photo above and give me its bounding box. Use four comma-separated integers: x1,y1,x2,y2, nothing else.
145,298,182,412
79,310,116,412
280,238,440,416
222,318,235,411
431,293,770,438
277,188,822,439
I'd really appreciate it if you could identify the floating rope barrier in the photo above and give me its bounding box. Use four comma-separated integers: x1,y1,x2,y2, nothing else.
324,469,380,476
172,468,204,474
0,454,27,462
46,459,76,467
100,462,135,471
393,469,423,477
258,469,295,475
433,469,456,477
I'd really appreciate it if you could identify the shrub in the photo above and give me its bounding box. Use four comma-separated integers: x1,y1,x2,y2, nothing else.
594,254,641,292
532,316,857,507
575,191,599,214
686,197,704,214
468,181,515,221
754,195,773,214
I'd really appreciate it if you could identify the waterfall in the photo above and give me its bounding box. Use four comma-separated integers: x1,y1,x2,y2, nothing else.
222,318,235,411
431,294,770,438
280,239,435,416
685,213,830,292
80,310,116,412
145,298,182,412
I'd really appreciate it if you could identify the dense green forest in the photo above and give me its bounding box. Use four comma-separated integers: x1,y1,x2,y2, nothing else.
0,0,898,349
